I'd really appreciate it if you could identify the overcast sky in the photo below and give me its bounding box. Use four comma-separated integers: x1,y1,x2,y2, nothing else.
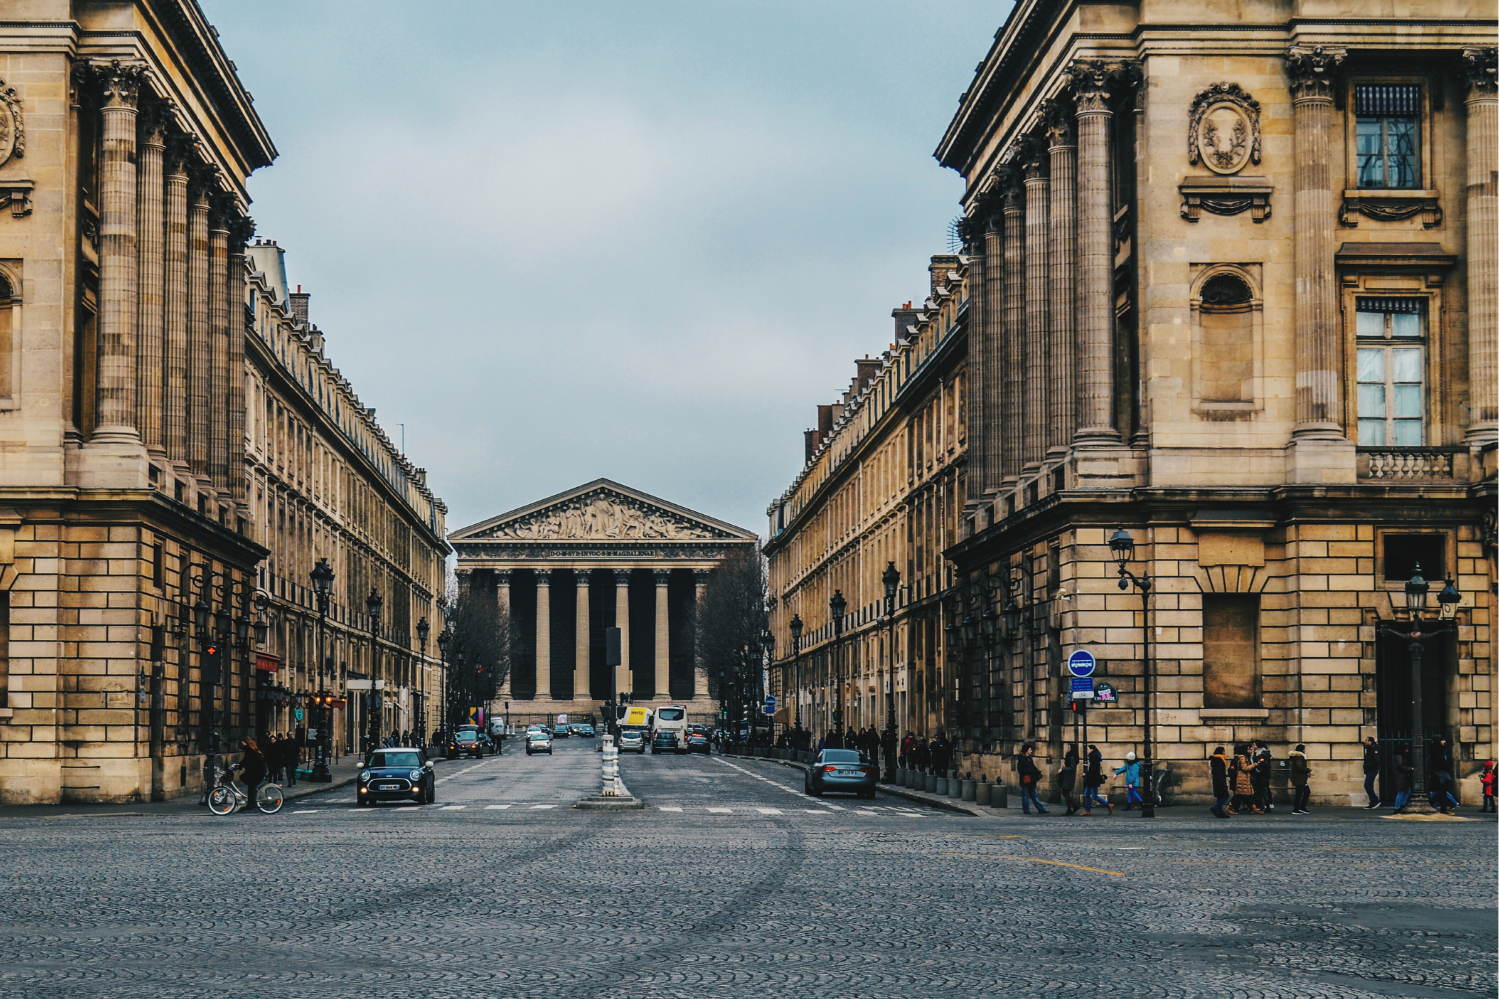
201,1,1006,539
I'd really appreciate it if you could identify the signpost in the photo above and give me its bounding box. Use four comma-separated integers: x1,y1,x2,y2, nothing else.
763,694,776,717
1067,650,1098,775
1067,650,1096,678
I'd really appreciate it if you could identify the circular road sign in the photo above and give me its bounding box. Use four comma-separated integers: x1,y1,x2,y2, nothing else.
1067,650,1096,678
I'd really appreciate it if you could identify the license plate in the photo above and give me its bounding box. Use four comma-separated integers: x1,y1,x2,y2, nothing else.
836,770,864,778
377,783,399,790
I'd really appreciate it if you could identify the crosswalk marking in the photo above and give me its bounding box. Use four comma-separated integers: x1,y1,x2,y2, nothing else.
291,809,318,814
529,804,555,810
439,805,466,810
756,807,783,815
485,804,511,810
659,806,683,812
708,807,732,814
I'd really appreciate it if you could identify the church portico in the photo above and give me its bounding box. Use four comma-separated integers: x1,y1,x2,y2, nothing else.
450,480,757,727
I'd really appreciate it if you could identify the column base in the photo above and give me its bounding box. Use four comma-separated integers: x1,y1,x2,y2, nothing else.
1285,436,1355,484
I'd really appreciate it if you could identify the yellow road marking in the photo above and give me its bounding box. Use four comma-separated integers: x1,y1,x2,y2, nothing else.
941,852,1125,876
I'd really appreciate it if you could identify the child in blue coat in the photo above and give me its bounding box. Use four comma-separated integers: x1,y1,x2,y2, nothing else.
1114,752,1143,809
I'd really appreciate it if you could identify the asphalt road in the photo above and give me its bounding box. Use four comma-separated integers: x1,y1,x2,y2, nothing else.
0,738,1492,999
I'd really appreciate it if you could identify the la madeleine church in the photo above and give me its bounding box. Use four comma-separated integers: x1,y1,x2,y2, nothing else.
448,480,757,725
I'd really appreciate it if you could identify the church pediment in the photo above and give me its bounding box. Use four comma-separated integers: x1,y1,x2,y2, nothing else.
452,480,753,544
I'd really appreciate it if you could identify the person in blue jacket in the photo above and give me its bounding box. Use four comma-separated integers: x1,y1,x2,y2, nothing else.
1114,751,1143,810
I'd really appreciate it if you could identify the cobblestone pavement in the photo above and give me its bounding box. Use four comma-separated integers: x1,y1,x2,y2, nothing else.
0,744,1491,999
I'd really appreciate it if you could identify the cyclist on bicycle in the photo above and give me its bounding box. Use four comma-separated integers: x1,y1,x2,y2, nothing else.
233,737,267,809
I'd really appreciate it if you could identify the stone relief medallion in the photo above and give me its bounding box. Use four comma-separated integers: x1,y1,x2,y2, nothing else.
0,82,23,167
1188,83,1259,175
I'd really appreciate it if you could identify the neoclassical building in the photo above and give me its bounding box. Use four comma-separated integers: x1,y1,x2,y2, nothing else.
450,479,757,725
768,0,1497,805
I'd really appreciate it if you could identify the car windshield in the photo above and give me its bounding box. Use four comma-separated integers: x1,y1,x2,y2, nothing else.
657,708,685,721
456,732,477,742
527,732,548,740
369,752,420,768
822,750,862,763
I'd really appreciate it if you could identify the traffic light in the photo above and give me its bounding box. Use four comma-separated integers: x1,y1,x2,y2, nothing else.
1068,699,1083,715
202,645,221,684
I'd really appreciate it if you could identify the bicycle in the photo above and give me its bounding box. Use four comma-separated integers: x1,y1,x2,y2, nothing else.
207,761,284,815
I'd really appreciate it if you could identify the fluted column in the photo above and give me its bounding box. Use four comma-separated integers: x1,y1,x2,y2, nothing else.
1001,167,1025,481
1286,45,1347,439
574,571,591,701
134,105,166,455
186,173,211,481
495,570,512,700
534,570,551,699
208,201,230,490
693,571,710,699
980,207,1005,496
1022,136,1050,469
1045,99,1078,455
227,215,253,503
1464,47,1498,445
162,138,190,470
654,570,670,701
962,206,990,508
1069,60,1121,445
92,61,145,443
614,570,631,696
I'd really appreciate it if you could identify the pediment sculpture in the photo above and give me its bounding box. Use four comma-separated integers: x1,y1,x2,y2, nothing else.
480,492,726,541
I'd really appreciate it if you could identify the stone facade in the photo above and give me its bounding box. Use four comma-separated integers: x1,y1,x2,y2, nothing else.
450,479,757,727
768,0,1497,806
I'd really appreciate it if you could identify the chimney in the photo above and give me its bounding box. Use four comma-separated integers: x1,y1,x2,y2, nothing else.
817,404,833,436
929,254,959,295
804,429,818,464
289,284,310,326
892,303,920,343
854,357,881,393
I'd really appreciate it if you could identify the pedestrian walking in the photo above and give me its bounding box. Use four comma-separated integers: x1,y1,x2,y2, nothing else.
1361,736,1383,808
914,737,932,775
1289,744,1312,814
930,731,951,777
1230,744,1260,814
1391,750,1414,812
1059,746,1080,815
1081,744,1112,815
1017,744,1048,814
1209,746,1231,818
282,734,298,786
1429,735,1458,814
1114,751,1143,810
901,731,916,771
1253,739,1275,812
1480,760,1495,813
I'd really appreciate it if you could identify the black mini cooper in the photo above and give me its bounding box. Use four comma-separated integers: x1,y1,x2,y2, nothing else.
357,747,436,806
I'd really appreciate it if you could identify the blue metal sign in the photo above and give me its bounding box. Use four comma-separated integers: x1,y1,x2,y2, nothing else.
1070,676,1095,699
1067,650,1096,678
764,695,777,716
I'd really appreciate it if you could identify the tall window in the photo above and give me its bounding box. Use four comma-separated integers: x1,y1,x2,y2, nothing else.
1356,297,1425,447
1356,85,1420,189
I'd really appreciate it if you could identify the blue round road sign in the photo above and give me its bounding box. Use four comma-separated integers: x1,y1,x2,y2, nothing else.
1067,650,1096,678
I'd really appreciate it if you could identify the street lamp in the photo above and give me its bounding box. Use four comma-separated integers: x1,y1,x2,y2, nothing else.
437,628,451,755
881,562,900,782
366,588,383,756
415,616,430,746
789,613,804,739
1377,565,1462,815
308,557,335,783
829,590,847,742
1109,527,1155,817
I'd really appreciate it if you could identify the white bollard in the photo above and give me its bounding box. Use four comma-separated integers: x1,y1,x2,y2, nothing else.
601,735,622,796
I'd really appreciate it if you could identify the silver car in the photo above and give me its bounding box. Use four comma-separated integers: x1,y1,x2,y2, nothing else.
525,730,553,755
617,728,646,754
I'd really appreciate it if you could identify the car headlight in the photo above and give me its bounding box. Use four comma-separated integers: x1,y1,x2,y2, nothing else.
358,771,371,783
409,769,423,781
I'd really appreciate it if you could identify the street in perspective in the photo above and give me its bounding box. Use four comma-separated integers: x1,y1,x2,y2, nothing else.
0,1,1494,998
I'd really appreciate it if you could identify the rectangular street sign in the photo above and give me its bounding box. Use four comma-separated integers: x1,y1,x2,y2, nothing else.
1070,676,1095,695
1071,690,1096,700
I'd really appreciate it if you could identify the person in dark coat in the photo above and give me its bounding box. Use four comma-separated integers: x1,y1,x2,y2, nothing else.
1081,744,1111,815
1017,743,1048,814
1289,744,1312,814
930,731,951,777
1059,746,1080,815
234,738,267,807
913,737,931,775
1429,736,1458,814
1209,746,1230,818
1361,736,1383,808
1252,739,1274,812
1391,750,1414,812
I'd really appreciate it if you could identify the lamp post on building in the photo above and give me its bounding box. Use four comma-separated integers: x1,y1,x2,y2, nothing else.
1110,527,1155,817
366,588,383,756
881,562,900,782
1377,566,1462,815
309,557,335,783
415,616,430,746
789,613,803,735
829,589,847,742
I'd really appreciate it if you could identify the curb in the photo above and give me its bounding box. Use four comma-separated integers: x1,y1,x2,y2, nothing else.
739,754,988,817
283,776,357,801
574,795,646,810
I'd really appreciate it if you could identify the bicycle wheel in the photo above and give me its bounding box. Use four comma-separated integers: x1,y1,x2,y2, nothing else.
256,783,284,814
207,785,237,815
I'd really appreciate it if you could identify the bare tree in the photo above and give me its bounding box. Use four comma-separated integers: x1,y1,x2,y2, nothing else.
695,545,770,736
442,571,511,730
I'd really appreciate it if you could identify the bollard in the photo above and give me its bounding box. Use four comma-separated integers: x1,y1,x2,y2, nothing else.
975,781,990,806
961,778,976,801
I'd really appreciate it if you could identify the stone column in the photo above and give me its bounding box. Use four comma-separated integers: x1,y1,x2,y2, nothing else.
614,570,631,696
574,570,591,702
1464,47,1498,446
1286,46,1348,440
1045,99,1078,456
162,139,190,472
534,570,551,700
1022,135,1051,469
654,570,671,701
92,60,145,444
693,571,710,699
227,215,253,503
962,201,990,510
1001,167,1025,482
186,172,212,482
134,104,166,457
980,204,1005,496
495,570,512,700
207,200,230,492
1069,59,1121,446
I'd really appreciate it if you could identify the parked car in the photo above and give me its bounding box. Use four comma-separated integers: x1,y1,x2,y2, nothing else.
651,730,683,755
804,749,877,798
526,730,553,755
449,728,485,759
617,728,646,754
358,747,436,806
685,729,711,755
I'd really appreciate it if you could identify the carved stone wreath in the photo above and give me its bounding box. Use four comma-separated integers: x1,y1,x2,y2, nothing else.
0,80,23,168
1188,83,1260,175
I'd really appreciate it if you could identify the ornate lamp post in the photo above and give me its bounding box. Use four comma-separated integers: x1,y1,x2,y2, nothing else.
757,628,774,748
829,589,847,742
365,588,383,756
415,616,430,746
1109,527,1155,817
881,562,900,782
1377,566,1462,815
789,613,803,738
436,628,451,753
308,557,335,783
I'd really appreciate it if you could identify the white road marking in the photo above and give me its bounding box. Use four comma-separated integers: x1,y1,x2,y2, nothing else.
756,807,783,815
439,805,466,810
708,807,732,814
803,809,832,814
529,804,555,810
659,806,683,812
291,809,318,814
485,804,512,810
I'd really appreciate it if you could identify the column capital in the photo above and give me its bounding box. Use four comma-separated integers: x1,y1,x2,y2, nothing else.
1066,58,1136,114
187,162,218,207
535,569,551,585
575,570,591,588
493,569,511,585
208,191,236,234
614,568,631,586
86,59,147,110
998,163,1024,212
227,212,255,253
163,131,196,176
654,569,671,586
1284,45,1346,103
137,100,170,147
1462,47,1498,98
693,569,711,586
1019,134,1049,182
1042,96,1075,148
